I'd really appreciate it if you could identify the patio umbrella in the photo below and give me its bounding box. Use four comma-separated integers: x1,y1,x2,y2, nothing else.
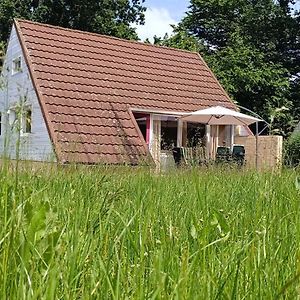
180,106,261,126
180,106,263,169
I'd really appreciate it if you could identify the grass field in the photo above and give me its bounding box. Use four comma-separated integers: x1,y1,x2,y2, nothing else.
0,164,299,299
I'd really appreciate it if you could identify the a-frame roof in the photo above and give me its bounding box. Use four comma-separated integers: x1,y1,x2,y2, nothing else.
14,19,236,164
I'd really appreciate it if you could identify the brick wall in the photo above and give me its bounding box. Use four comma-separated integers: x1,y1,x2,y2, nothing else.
235,136,283,170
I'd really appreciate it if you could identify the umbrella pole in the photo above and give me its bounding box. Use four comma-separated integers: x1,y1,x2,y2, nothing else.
255,121,258,170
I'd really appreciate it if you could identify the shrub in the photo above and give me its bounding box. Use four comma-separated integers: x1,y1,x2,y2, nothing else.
284,131,300,167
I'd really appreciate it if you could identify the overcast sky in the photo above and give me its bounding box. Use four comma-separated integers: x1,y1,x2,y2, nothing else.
135,0,300,42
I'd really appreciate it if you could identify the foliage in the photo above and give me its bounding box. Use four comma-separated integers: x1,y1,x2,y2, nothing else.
0,0,146,45
161,0,300,135
290,75,300,121
204,36,294,135
182,0,300,68
153,28,204,52
284,131,300,167
0,165,300,298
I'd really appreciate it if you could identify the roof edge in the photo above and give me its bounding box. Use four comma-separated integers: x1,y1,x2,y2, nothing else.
13,19,61,161
13,18,200,57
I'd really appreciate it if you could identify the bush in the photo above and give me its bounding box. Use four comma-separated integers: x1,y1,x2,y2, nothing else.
284,131,300,167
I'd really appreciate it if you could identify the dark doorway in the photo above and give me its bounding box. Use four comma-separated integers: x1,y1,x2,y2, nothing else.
133,113,149,143
187,123,206,147
161,120,177,150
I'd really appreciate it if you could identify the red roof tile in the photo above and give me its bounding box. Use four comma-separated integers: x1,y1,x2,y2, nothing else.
15,19,236,164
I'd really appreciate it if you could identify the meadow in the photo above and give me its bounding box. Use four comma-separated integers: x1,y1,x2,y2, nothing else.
0,164,299,299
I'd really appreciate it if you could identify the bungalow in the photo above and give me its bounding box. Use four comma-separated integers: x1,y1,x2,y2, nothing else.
0,19,240,166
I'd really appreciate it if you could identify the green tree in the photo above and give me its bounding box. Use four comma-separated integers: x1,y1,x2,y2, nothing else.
285,131,300,167
0,0,146,45
182,0,299,65
152,29,203,52
167,0,300,135
204,35,293,135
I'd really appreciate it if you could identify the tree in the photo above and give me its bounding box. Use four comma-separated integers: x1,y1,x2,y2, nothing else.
152,29,203,52
0,0,146,45
167,0,300,135
182,0,300,66
284,131,300,167
203,34,294,135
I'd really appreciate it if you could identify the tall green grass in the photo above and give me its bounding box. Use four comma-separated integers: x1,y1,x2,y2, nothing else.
0,164,299,299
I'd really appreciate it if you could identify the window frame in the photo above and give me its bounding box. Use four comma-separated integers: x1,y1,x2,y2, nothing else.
12,56,22,75
20,106,32,136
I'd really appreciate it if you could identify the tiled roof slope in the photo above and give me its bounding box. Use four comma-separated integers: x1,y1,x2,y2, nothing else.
15,19,236,164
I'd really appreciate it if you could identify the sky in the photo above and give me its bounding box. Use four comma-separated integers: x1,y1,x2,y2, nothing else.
135,0,189,42
135,0,300,42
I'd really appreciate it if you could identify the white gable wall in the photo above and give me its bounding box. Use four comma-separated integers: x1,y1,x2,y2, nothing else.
0,25,56,162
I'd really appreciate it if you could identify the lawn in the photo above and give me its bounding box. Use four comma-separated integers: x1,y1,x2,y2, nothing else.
0,164,299,299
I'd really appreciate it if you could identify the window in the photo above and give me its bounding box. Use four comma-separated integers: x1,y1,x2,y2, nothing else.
7,106,32,134
21,108,32,134
8,109,16,126
12,57,22,74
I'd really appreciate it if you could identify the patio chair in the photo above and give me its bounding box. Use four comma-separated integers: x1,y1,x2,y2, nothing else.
216,146,231,163
232,145,245,166
172,147,184,166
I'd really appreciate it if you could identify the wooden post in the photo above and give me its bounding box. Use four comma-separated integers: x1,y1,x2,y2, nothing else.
177,119,183,147
206,125,210,159
146,115,150,145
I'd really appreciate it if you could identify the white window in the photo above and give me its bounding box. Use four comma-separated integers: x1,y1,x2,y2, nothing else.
12,57,22,75
8,109,16,126
21,108,32,134
7,106,32,134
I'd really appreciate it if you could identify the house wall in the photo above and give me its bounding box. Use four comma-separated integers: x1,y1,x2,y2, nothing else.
0,25,56,162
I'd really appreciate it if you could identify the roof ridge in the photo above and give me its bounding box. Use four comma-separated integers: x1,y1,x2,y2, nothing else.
14,18,201,57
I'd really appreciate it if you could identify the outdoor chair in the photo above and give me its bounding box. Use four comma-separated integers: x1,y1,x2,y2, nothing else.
216,146,231,163
172,147,184,166
232,145,245,166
